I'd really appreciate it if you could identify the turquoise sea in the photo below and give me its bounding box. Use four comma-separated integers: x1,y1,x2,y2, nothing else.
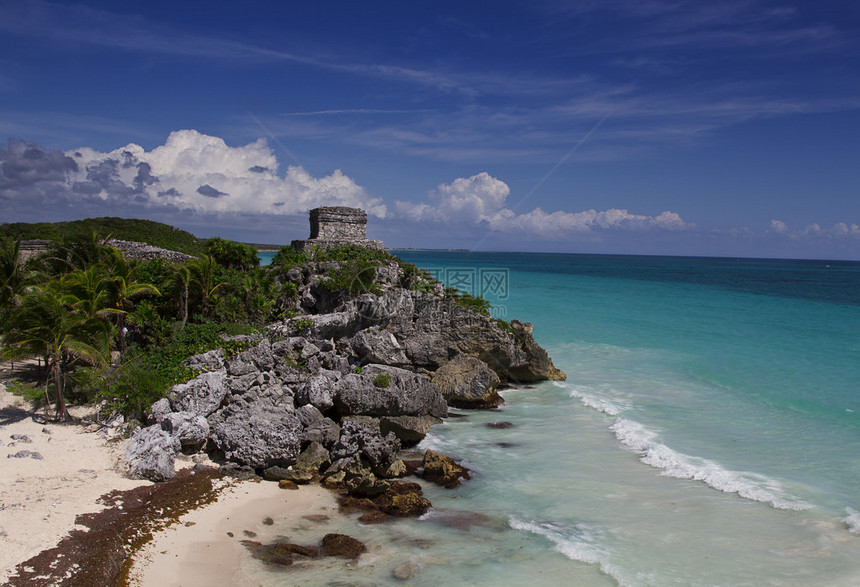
250,251,860,586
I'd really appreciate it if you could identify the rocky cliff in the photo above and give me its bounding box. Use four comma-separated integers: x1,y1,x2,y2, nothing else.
125,251,565,493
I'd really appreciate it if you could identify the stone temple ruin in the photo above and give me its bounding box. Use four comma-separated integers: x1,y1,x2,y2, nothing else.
291,206,384,252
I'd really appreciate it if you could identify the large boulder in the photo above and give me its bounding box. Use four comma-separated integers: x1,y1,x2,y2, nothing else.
423,449,471,488
226,339,274,376
383,293,566,384
431,354,503,409
331,420,401,474
211,397,302,468
334,365,447,419
184,348,225,372
294,369,340,411
169,369,228,417
301,417,341,448
160,411,210,453
349,328,409,367
124,425,180,482
379,415,442,446
146,397,173,425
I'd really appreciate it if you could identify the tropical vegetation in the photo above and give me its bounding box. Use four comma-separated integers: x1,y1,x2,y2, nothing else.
0,221,486,425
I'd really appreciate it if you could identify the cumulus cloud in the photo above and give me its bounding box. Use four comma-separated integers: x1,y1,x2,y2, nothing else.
0,139,78,190
0,130,386,221
769,219,860,240
394,172,693,238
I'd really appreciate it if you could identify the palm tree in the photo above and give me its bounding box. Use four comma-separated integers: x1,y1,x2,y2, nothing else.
0,237,39,315
58,264,119,320
37,231,114,277
167,263,192,327
187,255,225,318
3,290,110,421
103,255,160,354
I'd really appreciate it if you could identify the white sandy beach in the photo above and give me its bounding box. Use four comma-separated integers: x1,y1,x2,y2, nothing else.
0,379,149,583
126,480,338,586
0,370,344,586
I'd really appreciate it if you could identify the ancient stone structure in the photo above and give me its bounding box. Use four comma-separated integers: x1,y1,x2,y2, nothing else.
16,239,192,263
291,207,383,252
17,240,51,261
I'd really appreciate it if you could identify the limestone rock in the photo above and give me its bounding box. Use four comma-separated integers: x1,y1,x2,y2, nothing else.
334,365,447,419
422,449,471,488
301,417,341,448
379,415,443,446
124,425,180,482
211,398,302,469
376,482,432,517
169,369,228,417
160,411,210,452
146,397,173,425
295,404,324,427
350,328,409,367
263,466,315,484
295,369,340,411
226,339,274,376
320,533,367,558
218,462,258,480
387,293,566,384
295,441,331,472
393,561,419,580
184,348,225,372
8,450,42,460
432,354,503,409
331,420,401,474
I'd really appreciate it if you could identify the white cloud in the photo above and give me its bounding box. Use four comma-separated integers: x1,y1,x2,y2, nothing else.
769,219,789,233
0,130,385,219
395,172,693,239
768,219,860,240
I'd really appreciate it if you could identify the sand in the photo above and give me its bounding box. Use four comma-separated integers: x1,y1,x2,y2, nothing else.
125,481,338,586
0,378,149,583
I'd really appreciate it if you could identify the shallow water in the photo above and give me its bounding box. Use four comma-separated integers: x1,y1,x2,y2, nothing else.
244,251,860,585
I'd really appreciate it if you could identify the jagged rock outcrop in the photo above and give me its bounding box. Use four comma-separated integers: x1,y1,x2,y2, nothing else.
423,449,471,488
160,411,210,452
107,239,193,262
350,328,409,367
168,369,228,417
131,230,564,484
432,354,503,409
334,365,447,419
124,426,181,482
210,396,303,469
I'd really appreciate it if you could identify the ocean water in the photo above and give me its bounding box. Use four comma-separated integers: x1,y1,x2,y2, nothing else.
245,251,860,586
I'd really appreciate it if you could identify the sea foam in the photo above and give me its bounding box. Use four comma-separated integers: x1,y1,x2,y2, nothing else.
842,508,860,533
567,385,628,416
508,517,630,586
609,418,811,511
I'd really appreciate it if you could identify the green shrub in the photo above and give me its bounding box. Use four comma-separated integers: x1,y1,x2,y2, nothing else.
373,373,391,388
456,292,492,317
272,246,310,268
291,317,313,334
320,259,381,296
76,322,257,419
206,237,260,270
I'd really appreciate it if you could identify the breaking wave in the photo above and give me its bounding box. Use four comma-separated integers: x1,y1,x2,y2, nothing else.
609,418,811,511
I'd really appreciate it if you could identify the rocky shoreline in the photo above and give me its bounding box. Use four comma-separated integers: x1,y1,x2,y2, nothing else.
114,251,565,578
4,230,565,583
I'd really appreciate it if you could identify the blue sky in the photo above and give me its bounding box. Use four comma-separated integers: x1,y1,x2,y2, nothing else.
1,0,859,259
